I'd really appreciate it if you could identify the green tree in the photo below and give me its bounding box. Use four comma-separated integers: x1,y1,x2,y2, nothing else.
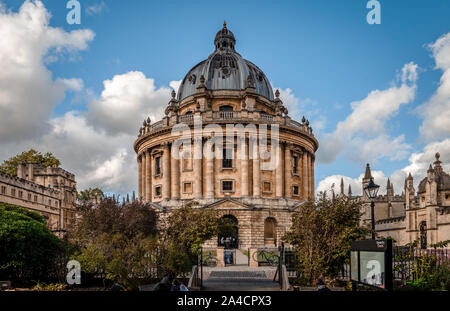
71,199,159,289
283,195,370,285
0,149,60,176
77,188,104,203
157,206,221,278
0,203,63,282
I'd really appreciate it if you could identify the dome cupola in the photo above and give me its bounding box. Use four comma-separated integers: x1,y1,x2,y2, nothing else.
177,23,274,101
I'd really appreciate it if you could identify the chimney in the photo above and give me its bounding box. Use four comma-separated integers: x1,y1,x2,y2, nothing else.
17,164,25,179
27,163,34,181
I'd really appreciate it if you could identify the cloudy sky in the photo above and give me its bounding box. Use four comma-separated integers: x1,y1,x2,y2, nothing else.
0,0,449,197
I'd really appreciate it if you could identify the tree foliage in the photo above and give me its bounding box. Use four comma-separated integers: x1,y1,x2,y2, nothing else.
77,188,104,202
0,203,63,281
0,149,60,176
71,201,221,289
283,195,370,285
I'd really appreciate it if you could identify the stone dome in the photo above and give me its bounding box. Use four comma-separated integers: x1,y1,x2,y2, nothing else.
177,22,274,101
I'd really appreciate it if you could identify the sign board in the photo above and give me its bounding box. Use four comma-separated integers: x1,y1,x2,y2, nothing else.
350,239,393,291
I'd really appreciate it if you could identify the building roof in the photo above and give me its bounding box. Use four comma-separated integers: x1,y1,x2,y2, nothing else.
176,23,274,101
418,153,450,194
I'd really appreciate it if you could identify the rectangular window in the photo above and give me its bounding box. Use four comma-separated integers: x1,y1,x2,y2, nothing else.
182,152,193,171
155,157,162,175
222,180,233,192
293,185,299,196
263,181,272,193
222,148,233,168
293,156,298,174
34,195,38,202
28,193,32,201
11,188,16,197
155,186,162,197
1,186,6,194
183,182,192,194
18,191,23,199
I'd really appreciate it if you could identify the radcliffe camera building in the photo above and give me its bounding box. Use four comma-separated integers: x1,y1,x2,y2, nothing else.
134,23,318,248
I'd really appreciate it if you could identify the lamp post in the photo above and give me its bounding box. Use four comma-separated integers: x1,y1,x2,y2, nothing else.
364,178,380,240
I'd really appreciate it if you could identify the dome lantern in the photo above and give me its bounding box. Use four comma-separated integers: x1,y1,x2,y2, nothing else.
176,23,274,101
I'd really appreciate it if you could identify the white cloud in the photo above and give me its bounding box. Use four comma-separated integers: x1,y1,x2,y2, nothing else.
57,78,84,92
316,170,389,197
85,1,107,16
418,33,450,142
317,62,418,164
0,0,94,143
87,71,180,135
317,138,450,197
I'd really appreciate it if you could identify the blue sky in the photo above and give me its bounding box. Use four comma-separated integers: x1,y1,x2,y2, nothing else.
0,0,449,195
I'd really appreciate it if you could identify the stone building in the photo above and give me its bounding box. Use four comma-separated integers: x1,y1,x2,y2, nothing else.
133,23,318,248
0,163,77,233
345,153,450,248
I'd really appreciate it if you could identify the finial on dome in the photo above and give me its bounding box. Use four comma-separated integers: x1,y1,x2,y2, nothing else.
247,75,254,88
223,21,227,28
171,89,176,99
275,89,280,98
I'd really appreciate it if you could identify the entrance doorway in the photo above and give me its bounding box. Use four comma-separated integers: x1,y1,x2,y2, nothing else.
218,215,239,249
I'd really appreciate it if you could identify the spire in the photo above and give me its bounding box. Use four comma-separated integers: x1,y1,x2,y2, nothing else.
340,178,344,195
407,172,413,180
387,178,391,188
434,152,443,173
364,163,372,180
348,184,352,197
223,20,227,28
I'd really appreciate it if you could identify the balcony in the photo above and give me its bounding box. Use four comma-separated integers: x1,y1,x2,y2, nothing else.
139,111,314,138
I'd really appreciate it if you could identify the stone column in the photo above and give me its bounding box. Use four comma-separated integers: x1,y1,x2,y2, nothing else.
145,150,152,201
171,144,180,199
275,141,283,197
193,137,203,199
307,153,312,200
162,143,171,200
310,155,315,200
241,137,249,197
251,138,261,197
138,156,142,200
206,146,214,199
141,152,146,201
303,151,308,200
284,143,291,197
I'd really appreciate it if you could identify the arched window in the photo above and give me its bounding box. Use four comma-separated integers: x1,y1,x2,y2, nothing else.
420,221,427,250
218,215,239,249
219,105,233,111
264,217,277,245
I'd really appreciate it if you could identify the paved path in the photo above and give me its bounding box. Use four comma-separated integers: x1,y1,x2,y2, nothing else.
201,249,280,291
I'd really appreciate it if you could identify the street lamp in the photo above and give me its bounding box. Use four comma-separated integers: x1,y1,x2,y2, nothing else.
364,178,380,240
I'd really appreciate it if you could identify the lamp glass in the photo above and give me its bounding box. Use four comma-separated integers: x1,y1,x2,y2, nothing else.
364,179,380,199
